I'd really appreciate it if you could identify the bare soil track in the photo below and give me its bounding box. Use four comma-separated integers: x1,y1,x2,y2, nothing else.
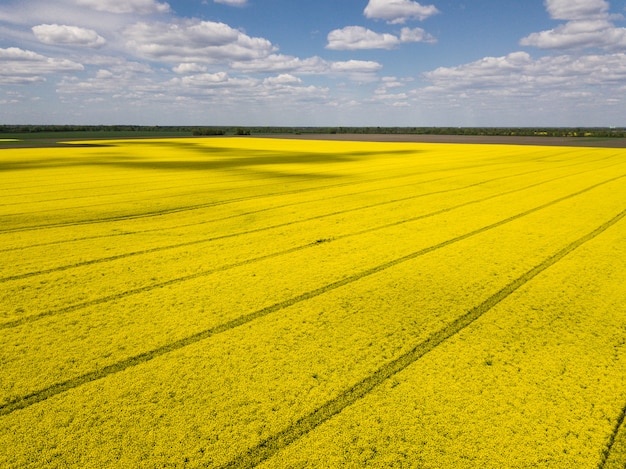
2,134,626,149
255,133,626,148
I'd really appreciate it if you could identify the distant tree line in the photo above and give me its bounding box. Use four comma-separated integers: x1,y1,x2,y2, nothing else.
191,128,225,136
1,125,625,139
0,125,169,133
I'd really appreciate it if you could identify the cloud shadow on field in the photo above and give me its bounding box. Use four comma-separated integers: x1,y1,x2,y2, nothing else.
0,152,132,172
0,140,422,179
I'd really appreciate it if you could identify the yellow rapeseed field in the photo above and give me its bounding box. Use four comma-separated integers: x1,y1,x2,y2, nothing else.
0,137,625,468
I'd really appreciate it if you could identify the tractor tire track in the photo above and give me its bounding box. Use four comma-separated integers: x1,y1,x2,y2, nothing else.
0,240,326,329
0,151,592,234
0,170,458,254
1,178,624,416
0,160,530,253
0,156,400,214
0,148,443,217
0,167,543,282
0,175,272,208
219,205,626,469
0,167,449,234
0,145,613,196
598,403,626,468
0,151,420,199
1,150,616,254
3,161,617,283
1,166,611,329
0,153,429,204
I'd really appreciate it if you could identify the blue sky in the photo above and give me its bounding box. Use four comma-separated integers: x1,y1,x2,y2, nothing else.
1,0,625,126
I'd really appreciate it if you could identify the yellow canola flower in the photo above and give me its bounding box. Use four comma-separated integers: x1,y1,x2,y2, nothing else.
0,138,625,468
259,204,626,468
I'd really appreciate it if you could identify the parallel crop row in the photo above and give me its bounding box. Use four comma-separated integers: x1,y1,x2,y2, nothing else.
0,138,624,468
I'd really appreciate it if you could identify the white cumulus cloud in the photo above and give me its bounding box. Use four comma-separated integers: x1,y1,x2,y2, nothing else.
520,0,626,50
172,63,208,74
230,54,383,80
263,74,302,85
375,76,407,94
74,0,170,14
329,60,384,82
330,60,383,73
32,24,106,48
410,50,626,125
0,46,84,84
423,52,535,89
327,26,400,50
230,54,329,73
329,60,383,72
124,20,276,63
96,69,115,79
363,0,439,24
520,18,626,49
214,0,247,6
544,0,610,20
326,25,435,50
177,72,230,86
422,51,626,94
400,26,436,44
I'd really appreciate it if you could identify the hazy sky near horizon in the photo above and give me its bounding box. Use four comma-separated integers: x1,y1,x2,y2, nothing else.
1,0,626,126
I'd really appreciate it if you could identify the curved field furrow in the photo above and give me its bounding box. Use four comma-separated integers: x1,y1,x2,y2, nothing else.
0,142,612,234
0,147,613,253
1,165,624,328
0,154,527,234
0,138,624,468
0,172,623,412
2,153,623,280
0,159,558,256
256,200,626,469
2,160,609,283
225,206,626,469
0,159,476,250
0,141,444,229
1,200,624,467
0,165,623,332
0,165,539,280
602,407,626,468
0,145,447,204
